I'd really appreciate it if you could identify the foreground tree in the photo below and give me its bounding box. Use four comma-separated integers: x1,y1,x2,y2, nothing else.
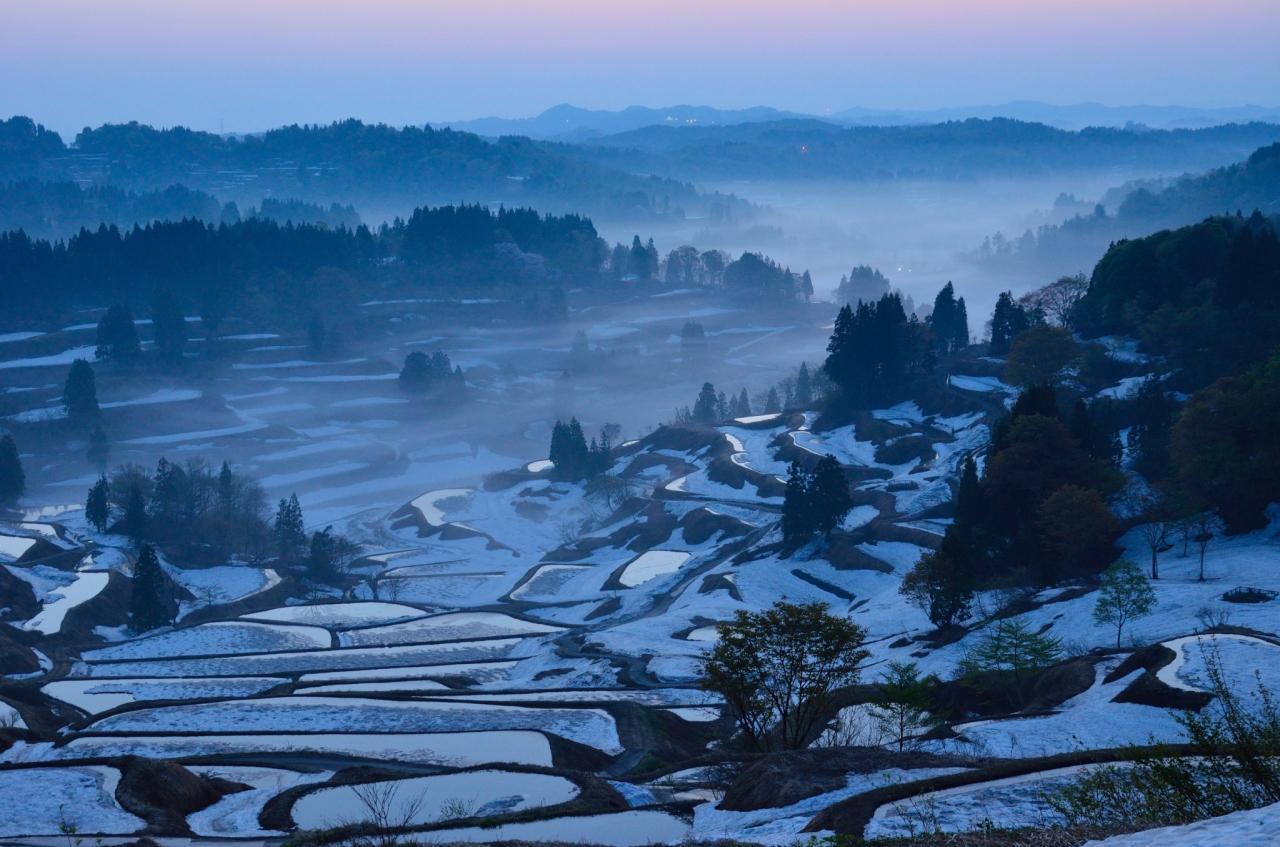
701,602,868,751
1093,559,1157,648
868,662,936,752
900,549,973,629
960,619,1063,707
0,434,23,506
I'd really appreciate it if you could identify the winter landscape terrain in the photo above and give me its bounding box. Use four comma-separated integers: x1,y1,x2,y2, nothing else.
3,1,1280,843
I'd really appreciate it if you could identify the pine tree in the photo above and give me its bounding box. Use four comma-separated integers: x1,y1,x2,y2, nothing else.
810,456,853,535
794,363,813,408
86,425,110,470
764,386,781,413
130,544,171,632
781,462,815,544
0,434,24,506
96,304,141,363
63,359,100,424
692,382,719,423
274,493,306,562
218,461,235,512
86,476,111,533
736,388,751,418
122,484,148,541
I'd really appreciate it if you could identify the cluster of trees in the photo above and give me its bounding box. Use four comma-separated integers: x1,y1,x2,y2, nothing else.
1076,212,1280,389
902,384,1125,628
87,459,272,558
398,351,466,398
781,458,855,545
929,283,970,352
824,292,935,409
836,265,890,305
271,493,357,582
608,236,659,280
548,418,613,482
723,252,813,302
662,246,729,288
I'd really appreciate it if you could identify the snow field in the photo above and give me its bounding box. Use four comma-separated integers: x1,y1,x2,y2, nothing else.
617,550,692,588
42,676,284,715
21,570,109,634
242,600,428,627
84,695,624,753
81,620,332,661
76,638,523,678
51,731,554,767
0,766,144,836
338,611,563,647
290,770,581,829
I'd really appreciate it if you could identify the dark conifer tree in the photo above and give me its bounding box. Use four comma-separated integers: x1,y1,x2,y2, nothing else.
736,388,751,418
0,434,24,506
63,359,100,425
692,382,719,423
96,304,141,363
122,483,148,542
274,493,306,562
764,386,781,413
130,544,171,632
810,457,854,536
781,462,815,544
86,475,110,533
794,363,813,408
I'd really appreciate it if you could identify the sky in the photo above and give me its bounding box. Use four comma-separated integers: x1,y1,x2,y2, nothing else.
3,0,1278,137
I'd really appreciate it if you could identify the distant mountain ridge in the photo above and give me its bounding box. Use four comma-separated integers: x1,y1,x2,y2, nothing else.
440,101,1280,140
440,103,813,140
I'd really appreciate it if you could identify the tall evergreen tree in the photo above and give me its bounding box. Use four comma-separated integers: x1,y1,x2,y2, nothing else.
95,303,141,363
0,434,24,506
736,388,751,418
692,382,719,423
810,456,854,536
122,483,148,542
63,358,100,424
129,544,171,632
794,363,813,408
781,462,814,544
988,291,1035,355
86,475,110,532
764,386,781,413
274,493,307,562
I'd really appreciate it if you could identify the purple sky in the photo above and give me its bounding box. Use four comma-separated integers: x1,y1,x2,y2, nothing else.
3,0,1278,136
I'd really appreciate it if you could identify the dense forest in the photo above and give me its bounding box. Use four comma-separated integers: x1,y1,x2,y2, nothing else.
975,140,1280,273
899,211,1280,628
565,117,1280,180
0,179,362,240
0,116,751,223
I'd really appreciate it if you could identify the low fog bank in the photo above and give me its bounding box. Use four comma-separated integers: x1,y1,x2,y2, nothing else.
596,172,1167,325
